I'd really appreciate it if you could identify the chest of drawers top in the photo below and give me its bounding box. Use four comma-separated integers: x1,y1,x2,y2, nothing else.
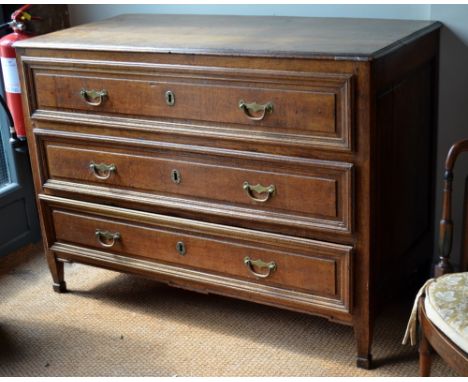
15,13,439,59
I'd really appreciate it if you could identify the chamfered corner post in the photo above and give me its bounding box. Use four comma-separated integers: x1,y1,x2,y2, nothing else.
46,250,67,293
354,313,374,369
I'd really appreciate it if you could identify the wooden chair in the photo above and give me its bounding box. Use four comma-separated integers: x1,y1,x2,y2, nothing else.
418,139,468,376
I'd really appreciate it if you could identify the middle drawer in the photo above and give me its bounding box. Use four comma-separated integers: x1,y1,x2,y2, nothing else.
41,137,353,236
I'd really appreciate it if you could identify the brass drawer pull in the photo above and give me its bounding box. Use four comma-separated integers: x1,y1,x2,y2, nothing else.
238,100,273,121
95,229,121,248
243,256,277,278
89,161,116,180
80,89,108,106
243,181,276,202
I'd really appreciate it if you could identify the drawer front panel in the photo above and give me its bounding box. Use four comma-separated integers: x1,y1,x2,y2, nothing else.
42,139,353,234
46,197,352,313
35,72,337,134
24,58,353,150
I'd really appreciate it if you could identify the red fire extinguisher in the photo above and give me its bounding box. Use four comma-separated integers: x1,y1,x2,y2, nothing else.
0,5,36,141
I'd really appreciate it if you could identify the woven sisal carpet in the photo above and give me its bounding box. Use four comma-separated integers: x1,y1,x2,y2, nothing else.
0,245,456,377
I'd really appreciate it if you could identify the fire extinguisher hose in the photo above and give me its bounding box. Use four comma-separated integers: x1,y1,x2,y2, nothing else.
0,22,12,31
0,92,14,128
0,91,23,149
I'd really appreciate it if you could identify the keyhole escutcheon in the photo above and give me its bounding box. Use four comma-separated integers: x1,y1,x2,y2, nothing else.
165,90,175,106
171,169,181,184
176,241,186,256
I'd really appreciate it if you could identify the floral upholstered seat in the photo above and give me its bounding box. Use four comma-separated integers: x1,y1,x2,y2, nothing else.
424,272,468,353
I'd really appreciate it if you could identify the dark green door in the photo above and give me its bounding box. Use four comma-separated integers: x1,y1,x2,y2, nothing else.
0,5,40,256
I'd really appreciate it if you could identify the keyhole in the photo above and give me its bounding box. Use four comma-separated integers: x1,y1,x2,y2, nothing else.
176,241,186,256
171,169,181,184
165,90,175,106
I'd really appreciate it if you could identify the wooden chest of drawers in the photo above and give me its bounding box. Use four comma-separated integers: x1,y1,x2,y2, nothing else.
15,14,441,369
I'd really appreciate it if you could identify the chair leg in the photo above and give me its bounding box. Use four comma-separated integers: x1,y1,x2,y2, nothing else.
419,328,432,377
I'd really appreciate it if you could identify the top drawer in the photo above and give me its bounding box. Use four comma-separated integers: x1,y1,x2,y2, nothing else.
23,58,353,151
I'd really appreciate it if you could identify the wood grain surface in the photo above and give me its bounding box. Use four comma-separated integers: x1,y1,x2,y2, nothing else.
15,14,441,369
15,14,440,59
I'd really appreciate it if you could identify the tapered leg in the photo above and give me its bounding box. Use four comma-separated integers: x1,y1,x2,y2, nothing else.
46,252,67,293
354,318,373,369
419,328,432,377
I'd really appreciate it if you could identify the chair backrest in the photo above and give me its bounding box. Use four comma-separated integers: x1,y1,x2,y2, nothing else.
461,175,468,272
436,139,468,276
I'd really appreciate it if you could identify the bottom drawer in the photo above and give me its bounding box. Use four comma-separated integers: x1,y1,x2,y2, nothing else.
42,195,353,319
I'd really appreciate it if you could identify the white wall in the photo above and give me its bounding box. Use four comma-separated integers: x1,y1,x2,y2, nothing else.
69,4,431,24
430,5,468,270
68,4,468,269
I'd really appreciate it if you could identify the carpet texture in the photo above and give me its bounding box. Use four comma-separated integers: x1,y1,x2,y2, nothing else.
0,246,457,377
